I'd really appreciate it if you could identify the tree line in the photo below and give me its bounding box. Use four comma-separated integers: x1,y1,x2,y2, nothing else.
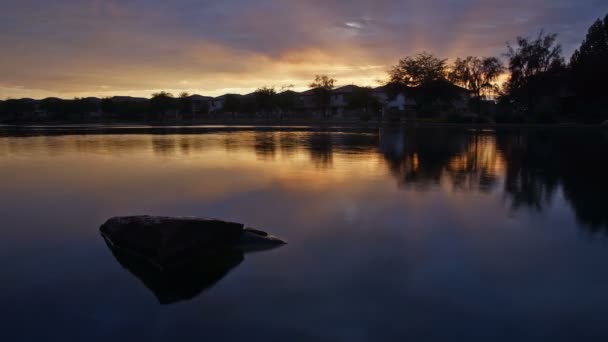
383,14,608,123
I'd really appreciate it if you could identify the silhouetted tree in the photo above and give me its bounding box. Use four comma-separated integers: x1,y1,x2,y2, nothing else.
254,86,277,118
309,75,336,117
570,14,608,123
388,53,465,114
101,97,114,113
222,94,241,120
347,86,381,121
276,90,298,118
503,31,565,119
389,52,447,87
197,100,209,119
150,91,176,121
240,95,258,117
101,97,148,121
0,99,35,122
39,98,66,120
68,97,99,120
178,92,192,120
449,56,504,112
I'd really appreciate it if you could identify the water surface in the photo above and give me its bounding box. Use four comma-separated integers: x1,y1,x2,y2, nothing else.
1,126,608,341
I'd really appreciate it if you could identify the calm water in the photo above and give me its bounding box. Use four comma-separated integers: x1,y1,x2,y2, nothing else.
1,126,608,341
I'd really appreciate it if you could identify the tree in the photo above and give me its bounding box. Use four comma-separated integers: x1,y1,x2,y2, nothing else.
309,75,336,117
254,86,277,117
503,31,565,117
0,99,35,122
505,32,564,93
571,15,608,76
449,56,504,100
69,97,99,120
178,92,193,121
449,56,504,113
347,86,381,120
276,87,298,119
309,75,336,89
570,14,608,122
389,52,447,87
101,97,147,121
222,94,241,120
40,98,68,120
150,91,176,121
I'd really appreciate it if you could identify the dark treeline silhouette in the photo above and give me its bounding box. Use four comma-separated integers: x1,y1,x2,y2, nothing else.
1,14,607,125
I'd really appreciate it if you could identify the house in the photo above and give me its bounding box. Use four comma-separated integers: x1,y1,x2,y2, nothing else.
297,88,317,111
82,97,103,119
186,94,213,116
297,85,367,116
417,80,471,111
331,85,358,108
17,98,38,120
298,84,418,117
373,85,416,112
209,95,226,113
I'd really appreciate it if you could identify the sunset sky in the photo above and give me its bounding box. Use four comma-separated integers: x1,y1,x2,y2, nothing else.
1,0,606,99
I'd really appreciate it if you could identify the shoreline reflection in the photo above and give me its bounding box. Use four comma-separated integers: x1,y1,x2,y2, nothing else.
1,126,606,233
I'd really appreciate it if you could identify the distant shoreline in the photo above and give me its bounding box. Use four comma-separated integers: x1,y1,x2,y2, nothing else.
1,119,604,130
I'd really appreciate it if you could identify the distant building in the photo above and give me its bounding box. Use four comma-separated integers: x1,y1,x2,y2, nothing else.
330,85,358,108
298,84,418,117
297,89,316,111
186,94,213,116
372,85,416,112
209,96,226,113
2,81,474,122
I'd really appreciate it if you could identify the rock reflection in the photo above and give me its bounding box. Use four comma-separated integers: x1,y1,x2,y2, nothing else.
105,238,245,305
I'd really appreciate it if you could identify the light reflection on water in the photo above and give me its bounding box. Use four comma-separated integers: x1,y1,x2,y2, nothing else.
1,126,608,341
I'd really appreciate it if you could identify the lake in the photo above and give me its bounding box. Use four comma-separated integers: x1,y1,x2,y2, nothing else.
1,125,608,341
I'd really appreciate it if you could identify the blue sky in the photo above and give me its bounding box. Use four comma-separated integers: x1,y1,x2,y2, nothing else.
1,0,606,98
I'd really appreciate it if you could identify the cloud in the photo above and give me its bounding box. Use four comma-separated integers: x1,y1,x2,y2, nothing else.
1,0,606,99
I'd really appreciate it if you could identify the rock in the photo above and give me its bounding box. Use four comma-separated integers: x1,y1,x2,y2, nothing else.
100,216,286,304
100,216,286,269
239,227,288,252
602,120,608,128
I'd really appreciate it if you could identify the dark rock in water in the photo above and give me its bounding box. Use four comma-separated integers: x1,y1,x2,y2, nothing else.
100,216,286,269
602,120,608,128
100,216,286,304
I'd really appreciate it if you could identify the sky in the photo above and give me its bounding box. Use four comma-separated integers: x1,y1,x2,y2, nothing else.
1,0,607,99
